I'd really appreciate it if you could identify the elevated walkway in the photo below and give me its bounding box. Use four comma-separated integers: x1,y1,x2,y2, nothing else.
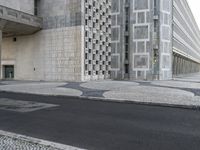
0,5,42,37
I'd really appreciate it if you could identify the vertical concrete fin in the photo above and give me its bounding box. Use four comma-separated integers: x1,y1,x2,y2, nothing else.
0,30,2,79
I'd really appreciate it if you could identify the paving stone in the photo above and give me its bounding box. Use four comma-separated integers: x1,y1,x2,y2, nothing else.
151,80,200,89
60,82,108,97
0,130,85,150
80,81,139,90
0,135,61,150
0,83,82,97
103,86,200,106
1,75,200,108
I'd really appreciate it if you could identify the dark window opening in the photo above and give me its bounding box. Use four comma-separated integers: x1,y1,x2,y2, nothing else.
125,64,129,74
34,0,39,15
4,65,14,79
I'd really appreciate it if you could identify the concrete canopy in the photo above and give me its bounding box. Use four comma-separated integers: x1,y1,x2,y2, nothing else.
0,5,42,37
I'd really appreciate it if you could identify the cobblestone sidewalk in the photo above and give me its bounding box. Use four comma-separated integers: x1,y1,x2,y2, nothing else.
0,130,84,150
0,135,61,150
1,74,200,109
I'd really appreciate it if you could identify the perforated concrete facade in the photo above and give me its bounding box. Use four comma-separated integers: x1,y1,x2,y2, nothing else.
84,0,112,80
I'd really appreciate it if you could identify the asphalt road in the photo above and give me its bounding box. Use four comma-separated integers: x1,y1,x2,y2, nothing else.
0,92,200,150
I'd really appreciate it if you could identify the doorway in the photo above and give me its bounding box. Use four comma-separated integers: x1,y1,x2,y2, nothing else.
3,65,14,79
153,49,159,80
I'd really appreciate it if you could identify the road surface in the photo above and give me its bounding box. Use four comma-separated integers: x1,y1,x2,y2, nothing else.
0,92,199,150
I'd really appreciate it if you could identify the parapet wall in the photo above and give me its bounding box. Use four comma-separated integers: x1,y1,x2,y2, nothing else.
0,0,35,15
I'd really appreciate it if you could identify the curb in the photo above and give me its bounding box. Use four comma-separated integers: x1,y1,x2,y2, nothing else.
79,96,200,110
0,90,200,111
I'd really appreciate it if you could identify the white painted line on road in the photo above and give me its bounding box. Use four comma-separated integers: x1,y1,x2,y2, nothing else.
0,98,59,112
0,130,86,150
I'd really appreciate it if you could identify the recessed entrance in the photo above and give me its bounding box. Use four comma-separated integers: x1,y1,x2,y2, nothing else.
3,65,14,79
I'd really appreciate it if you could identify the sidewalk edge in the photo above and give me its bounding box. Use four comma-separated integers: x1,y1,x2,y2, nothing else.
0,130,86,150
0,90,200,110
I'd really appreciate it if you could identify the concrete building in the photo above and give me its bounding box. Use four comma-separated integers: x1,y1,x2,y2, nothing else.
111,0,200,80
1,0,200,82
0,0,111,81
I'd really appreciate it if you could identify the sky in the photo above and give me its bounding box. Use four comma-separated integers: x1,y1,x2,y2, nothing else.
187,0,200,29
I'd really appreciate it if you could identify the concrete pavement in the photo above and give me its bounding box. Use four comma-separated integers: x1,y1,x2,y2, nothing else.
0,74,200,108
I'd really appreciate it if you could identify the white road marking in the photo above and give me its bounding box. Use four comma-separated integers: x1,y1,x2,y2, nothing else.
0,98,59,112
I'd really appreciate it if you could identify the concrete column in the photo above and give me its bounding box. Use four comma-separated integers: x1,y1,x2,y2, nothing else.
0,30,2,79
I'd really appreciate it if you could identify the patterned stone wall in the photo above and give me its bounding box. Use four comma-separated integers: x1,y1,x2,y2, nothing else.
159,0,173,80
129,0,153,80
84,0,112,80
111,0,154,80
110,0,200,80
111,0,124,79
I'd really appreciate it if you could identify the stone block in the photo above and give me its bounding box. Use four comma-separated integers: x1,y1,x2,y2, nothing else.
134,25,149,40
133,54,149,69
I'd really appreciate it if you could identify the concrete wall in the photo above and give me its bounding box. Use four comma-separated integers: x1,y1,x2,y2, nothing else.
38,0,83,29
2,26,83,81
173,0,200,65
1,0,85,81
1,0,112,81
0,0,35,15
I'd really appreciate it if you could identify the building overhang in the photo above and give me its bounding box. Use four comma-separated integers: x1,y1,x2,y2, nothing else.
0,5,42,37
